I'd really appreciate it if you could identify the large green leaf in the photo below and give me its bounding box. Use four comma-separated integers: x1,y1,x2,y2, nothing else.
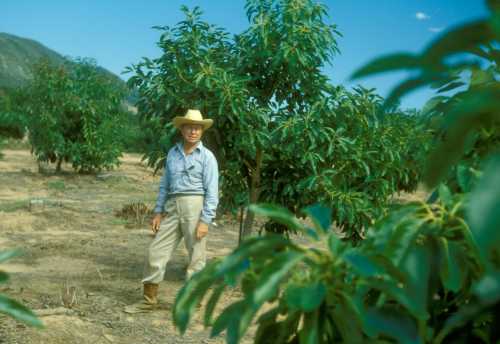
302,203,332,233
384,74,440,107
203,283,226,326
466,155,500,259
399,243,431,320
363,306,422,344
210,300,247,341
252,250,306,306
0,294,43,328
298,310,319,344
331,291,364,343
439,240,466,292
350,53,420,79
423,20,495,63
174,261,219,334
344,251,383,277
284,282,326,312
250,204,304,233
215,235,291,280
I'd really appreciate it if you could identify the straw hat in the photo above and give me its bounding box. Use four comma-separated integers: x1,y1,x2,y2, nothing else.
173,109,213,130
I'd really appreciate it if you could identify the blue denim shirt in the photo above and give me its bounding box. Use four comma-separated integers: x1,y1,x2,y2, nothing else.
154,141,219,224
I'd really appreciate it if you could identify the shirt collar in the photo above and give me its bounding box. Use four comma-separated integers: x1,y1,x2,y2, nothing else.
176,141,203,154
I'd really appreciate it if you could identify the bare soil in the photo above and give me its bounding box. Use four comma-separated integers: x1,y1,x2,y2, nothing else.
0,149,247,344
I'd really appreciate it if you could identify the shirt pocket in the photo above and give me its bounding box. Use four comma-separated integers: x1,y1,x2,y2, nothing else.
186,156,203,183
167,155,184,187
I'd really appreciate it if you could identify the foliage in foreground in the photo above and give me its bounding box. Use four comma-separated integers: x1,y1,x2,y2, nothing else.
21,58,127,173
0,250,43,328
173,1,500,343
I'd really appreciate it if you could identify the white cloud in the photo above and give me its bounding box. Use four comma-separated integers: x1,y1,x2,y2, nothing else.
416,12,431,20
428,27,444,33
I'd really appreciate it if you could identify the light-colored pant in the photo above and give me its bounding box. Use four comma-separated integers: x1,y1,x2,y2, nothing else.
142,195,206,283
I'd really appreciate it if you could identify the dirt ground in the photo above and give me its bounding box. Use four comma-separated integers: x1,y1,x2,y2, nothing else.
0,148,249,344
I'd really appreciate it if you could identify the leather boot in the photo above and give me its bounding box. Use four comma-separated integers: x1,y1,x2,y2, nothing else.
143,283,159,305
123,283,159,313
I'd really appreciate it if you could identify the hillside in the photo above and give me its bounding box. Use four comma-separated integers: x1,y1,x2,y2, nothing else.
0,32,126,90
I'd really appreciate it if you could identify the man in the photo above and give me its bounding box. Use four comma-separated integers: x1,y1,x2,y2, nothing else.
125,109,218,313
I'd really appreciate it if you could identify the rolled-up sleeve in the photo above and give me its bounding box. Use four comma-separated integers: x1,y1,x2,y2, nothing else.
154,157,170,214
200,152,219,224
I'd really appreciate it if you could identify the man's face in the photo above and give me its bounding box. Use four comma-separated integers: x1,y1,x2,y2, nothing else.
181,124,204,144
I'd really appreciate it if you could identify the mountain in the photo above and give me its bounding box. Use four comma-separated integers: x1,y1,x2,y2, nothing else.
0,32,126,90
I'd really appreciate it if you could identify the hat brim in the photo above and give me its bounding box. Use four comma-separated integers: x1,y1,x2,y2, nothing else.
173,117,213,130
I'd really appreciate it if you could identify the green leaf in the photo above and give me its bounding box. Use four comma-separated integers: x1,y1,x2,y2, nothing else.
466,155,500,258
302,203,332,233
399,243,431,320
421,96,447,115
473,270,500,305
424,89,500,187
216,235,290,280
173,261,218,334
250,204,304,233
331,292,364,343
210,300,247,340
363,306,422,344
0,250,21,263
438,183,454,208
423,21,495,63
456,164,474,192
284,282,326,312
252,250,306,306
384,75,439,108
437,81,466,93
350,53,420,80
344,251,382,277
298,310,319,344
203,283,225,326
439,240,465,293
0,294,43,328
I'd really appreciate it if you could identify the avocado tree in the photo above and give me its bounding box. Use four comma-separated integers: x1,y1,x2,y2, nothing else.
0,88,26,158
128,0,428,238
22,58,127,173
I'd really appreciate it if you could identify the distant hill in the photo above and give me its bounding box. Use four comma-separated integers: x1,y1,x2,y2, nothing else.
0,32,126,91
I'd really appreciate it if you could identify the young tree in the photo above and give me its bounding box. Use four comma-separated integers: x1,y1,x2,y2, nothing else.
0,89,26,158
23,58,126,173
128,1,428,238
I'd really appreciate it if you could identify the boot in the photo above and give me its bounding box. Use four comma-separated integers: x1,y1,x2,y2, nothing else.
123,283,159,314
143,283,159,305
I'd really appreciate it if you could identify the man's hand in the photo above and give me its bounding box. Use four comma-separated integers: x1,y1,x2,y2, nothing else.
196,222,209,240
151,213,163,234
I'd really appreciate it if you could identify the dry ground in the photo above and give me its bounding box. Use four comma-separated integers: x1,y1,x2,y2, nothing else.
0,148,427,344
0,148,248,344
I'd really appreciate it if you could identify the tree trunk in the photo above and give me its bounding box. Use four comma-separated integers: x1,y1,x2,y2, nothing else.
240,148,263,240
56,157,63,173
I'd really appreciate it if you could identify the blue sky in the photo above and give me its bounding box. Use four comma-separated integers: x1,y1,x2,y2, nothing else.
1,0,489,109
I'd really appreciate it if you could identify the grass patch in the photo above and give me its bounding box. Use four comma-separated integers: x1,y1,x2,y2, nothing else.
0,199,29,212
47,180,66,191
